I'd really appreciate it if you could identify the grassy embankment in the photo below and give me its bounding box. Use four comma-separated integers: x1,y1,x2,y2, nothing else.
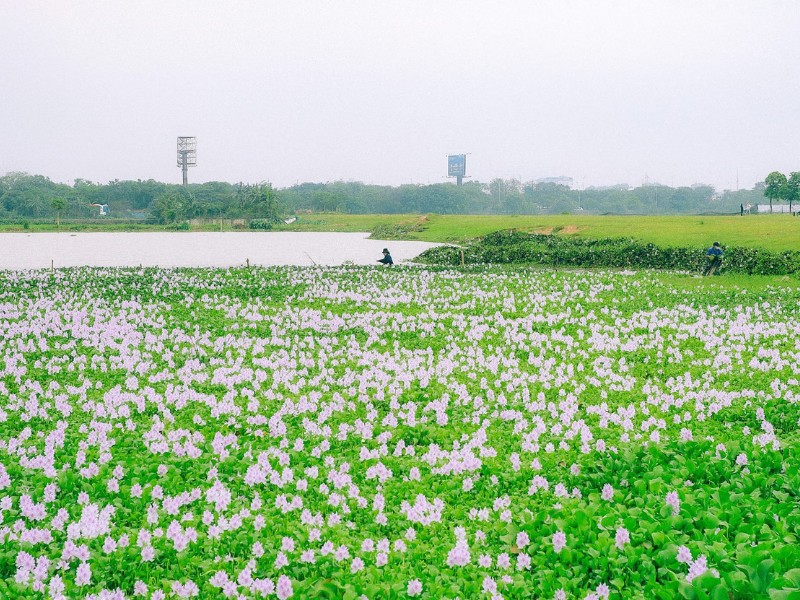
3,213,797,252
276,213,800,252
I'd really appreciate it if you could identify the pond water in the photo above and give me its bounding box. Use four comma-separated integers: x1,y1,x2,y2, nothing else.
0,232,441,269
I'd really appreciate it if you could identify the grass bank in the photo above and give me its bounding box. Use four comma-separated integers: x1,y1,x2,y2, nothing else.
276,213,800,252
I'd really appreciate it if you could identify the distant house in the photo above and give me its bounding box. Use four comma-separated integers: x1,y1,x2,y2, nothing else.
756,204,792,213
535,176,574,187
90,203,110,216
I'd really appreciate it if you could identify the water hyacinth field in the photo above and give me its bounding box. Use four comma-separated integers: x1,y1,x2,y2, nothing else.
1,266,800,600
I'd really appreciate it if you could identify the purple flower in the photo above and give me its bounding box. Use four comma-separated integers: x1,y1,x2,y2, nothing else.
686,555,708,582
615,527,630,550
75,562,91,586
276,575,293,599
601,484,614,501
407,579,423,597
552,531,567,553
350,557,365,573
446,539,471,567
665,491,680,516
676,545,692,564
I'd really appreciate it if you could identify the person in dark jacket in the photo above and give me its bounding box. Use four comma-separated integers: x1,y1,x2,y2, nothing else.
377,248,393,265
703,242,723,276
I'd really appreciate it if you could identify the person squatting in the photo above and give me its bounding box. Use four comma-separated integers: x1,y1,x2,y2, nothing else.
704,241,723,276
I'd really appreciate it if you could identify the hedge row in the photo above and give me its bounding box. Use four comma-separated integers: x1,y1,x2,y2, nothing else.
418,230,800,276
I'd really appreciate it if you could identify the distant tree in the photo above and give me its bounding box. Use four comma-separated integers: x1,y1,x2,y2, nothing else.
664,187,695,213
231,182,282,220
51,197,66,227
18,194,46,218
151,189,197,223
151,193,181,223
249,183,281,221
786,172,800,214
311,190,345,213
0,172,69,217
764,171,787,213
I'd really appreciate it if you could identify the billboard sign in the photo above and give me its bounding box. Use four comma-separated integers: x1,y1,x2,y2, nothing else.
448,154,466,177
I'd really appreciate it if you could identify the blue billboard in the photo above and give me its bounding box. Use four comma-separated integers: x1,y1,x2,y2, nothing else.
448,154,466,177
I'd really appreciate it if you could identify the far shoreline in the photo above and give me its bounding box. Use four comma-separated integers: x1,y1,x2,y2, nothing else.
1,213,797,252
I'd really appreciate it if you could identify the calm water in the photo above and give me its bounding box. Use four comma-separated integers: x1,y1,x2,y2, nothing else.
0,232,441,269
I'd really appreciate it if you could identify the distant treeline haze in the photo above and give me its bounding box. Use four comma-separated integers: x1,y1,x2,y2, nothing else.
0,172,770,223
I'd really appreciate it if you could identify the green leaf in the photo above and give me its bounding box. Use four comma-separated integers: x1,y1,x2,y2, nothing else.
758,559,776,588
678,579,695,598
703,513,720,529
652,531,666,546
773,490,790,502
768,590,800,600
710,583,730,600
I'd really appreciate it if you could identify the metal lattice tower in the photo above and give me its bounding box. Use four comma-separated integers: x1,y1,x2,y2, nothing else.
177,137,197,185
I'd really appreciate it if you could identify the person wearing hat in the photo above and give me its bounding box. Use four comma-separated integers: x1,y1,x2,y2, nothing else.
377,248,393,266
703,241,723,276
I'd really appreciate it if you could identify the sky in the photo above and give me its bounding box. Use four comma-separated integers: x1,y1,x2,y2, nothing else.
1,1,798,191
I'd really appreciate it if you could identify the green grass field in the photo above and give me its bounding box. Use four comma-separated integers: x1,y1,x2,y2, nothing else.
277,213,800,252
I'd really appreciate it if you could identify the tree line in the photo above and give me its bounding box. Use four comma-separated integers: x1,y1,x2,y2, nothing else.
0,171,783,224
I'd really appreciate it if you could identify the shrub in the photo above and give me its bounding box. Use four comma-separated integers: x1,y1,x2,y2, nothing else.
249,219,274,231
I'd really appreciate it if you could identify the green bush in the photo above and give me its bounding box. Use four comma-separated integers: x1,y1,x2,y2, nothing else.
419,229,800,276
249,219,274,231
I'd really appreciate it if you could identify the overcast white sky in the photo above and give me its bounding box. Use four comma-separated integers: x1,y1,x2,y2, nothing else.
1,1,798,191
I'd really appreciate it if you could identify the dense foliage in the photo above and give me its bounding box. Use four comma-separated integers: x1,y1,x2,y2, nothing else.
1,266,799,599
248,220,275,231
420,230,800,276
0,172,771,223
0,175,280,224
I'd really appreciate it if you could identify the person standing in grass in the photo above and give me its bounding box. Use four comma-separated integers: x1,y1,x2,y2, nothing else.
703,241,723,276
377,248,393,265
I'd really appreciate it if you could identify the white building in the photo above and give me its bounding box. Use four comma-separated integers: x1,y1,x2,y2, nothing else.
756,204,793,213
